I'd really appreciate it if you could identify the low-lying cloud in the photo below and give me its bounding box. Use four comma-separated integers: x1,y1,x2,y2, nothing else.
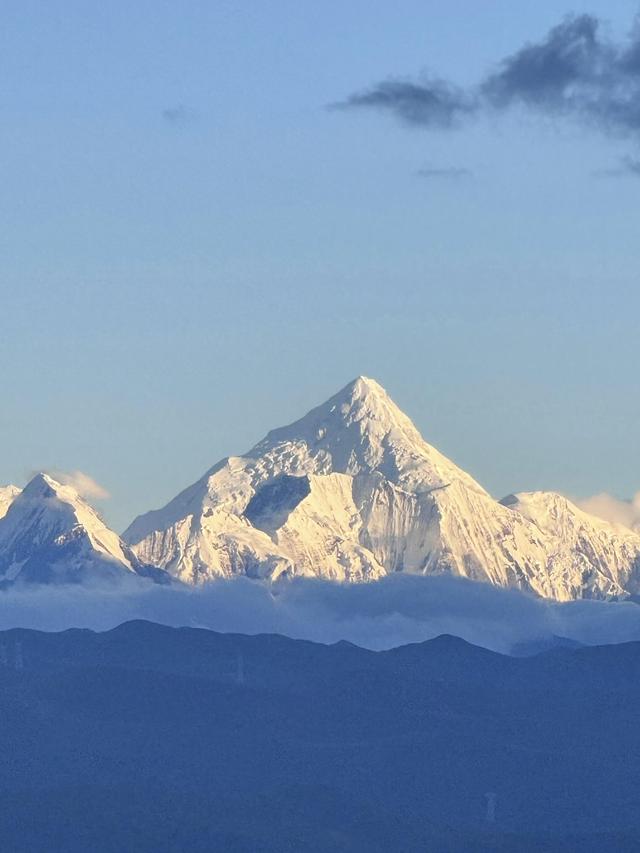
335,13,640,153
1,574,639,655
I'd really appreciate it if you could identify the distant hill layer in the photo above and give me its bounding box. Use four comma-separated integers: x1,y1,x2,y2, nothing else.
0,620,639,852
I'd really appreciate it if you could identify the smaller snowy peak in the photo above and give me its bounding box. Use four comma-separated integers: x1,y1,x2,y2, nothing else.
0,485,20,520
501,491,640,539
501,490,640,598
6,473,109,540
0,472,163,586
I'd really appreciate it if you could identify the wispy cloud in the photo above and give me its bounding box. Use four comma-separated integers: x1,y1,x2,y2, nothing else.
161,104,193,125
593,155,640,178
575,491,640,531
416,166,472,180
334,13,640,162
331,78,474,129
623,156,640,175
50,470,110,501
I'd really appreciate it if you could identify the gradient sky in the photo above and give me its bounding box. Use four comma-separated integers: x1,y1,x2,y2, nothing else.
2,0,639,531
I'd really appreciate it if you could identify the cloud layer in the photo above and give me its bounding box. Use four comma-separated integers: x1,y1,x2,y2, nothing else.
1,574,640,655
336,13,640,145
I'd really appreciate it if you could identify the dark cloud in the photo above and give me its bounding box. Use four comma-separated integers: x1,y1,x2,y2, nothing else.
162,104,192,125
1,574,640,654
482,14,640,135
331,78,474,128
593,155,640,178
482,15,604,111
336,13,640,151
625,155,640,174
416,166,472,179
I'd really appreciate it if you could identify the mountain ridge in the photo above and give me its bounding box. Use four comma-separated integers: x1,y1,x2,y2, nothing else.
0,618,639,851
123,376,640,599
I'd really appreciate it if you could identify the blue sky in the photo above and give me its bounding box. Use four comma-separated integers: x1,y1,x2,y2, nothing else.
2,1,639,530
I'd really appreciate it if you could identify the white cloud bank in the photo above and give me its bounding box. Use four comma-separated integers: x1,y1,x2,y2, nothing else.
0,574,639,655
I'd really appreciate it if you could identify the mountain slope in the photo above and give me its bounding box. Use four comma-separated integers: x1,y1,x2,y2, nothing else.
0,473,166,585
124,377,640,599
0,485,20,520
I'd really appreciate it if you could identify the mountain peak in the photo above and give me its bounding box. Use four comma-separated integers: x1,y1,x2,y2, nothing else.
252,375,420,458
239,375,488,501
0,472,151,585
334,375,395,407
125,375,490,578
329,376,411,425
21,472,64,500
504,490,640,540
344,375,388,399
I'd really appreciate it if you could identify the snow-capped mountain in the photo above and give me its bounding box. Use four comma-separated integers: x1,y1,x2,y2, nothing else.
124,376,640,599
0,473,167,586
501,491,640,597
0,485,20,520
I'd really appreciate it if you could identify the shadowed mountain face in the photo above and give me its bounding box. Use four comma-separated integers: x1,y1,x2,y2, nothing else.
0,621,639,852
